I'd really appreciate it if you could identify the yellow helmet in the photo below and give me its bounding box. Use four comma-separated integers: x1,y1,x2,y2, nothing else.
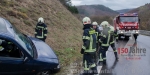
82,17,91,25
92,21,98,26
100,21,109,27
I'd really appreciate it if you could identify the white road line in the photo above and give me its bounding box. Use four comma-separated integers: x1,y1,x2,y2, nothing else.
106,51,108,56
94,66,102,75
97,66,102,73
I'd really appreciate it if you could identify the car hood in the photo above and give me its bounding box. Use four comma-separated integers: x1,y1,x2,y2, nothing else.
29,37,58,62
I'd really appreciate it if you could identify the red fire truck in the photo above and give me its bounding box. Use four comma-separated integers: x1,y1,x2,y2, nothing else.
113,13,140,40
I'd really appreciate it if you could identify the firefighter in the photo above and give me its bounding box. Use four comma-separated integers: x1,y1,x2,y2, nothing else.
0,39,6,51
92,21,101,63
109,25,119,60
0,39,13,52
35,17,47,42
98,21,112,65
80,17,98,74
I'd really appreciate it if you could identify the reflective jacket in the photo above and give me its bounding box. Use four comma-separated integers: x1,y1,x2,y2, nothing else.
82,24,97,53
35,23,47,39
99,27,112,47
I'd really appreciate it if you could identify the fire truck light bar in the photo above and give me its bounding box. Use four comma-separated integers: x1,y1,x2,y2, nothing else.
133,13,138,15
119,13,138,16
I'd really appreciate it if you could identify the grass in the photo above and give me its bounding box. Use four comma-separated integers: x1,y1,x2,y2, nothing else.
19,7,28,13
54,48,82,75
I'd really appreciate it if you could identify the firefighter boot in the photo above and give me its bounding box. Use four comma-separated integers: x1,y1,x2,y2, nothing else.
114,52,119,61
103,60,106,65
83,70,92,75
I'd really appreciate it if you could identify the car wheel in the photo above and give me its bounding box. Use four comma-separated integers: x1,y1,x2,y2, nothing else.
37,71,50,75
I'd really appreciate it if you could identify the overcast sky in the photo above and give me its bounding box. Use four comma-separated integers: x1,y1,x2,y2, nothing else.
71,0,150,10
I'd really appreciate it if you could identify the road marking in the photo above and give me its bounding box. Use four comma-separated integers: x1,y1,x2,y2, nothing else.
97,66,102,73
106,51,108,56
94,66,102,75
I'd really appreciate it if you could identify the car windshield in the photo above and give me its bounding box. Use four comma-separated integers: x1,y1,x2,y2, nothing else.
6,20,33,57
120,17,138,22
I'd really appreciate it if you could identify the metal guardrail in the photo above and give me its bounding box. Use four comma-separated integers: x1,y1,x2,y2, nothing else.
139,30,150,36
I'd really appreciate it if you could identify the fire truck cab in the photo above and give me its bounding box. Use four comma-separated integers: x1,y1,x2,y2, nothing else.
113,13,140,40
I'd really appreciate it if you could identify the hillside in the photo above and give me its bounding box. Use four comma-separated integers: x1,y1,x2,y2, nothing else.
128,3,150,30
76,5,118,24
0,0,83,67
76,5,118,17
116,8,133,13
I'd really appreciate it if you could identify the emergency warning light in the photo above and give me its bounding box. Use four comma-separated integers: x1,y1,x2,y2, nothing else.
133,13,138,16
119,13,124,16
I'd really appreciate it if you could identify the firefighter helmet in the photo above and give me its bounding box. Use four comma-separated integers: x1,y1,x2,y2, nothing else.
82,17,91,25
92,21,98,26
38,17,44,23
100,21,109,27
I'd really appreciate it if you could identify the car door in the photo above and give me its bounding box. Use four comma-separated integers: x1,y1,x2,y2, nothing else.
0,50,35,74
0,57,34,74
0,57,24,74
0,38,34,74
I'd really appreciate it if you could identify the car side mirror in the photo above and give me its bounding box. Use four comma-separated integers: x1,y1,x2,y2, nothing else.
23,57,29,63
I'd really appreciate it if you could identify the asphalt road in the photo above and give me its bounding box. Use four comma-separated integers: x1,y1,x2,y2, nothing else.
99,34,150,75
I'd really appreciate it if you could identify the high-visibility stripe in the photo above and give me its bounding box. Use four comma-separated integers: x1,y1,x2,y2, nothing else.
114,50,117,52
107,31,111,45
0,46,4,51
44,34,47,36
99,53,103,61
84,60,89,70
95,32,98,36
96,32,98,43
36,36,43,38
99,39,102,42
101,44,109,46
103,35,106,37
89,35,93,50
116,37,118,39
82,36,90,40
84,49,96,52
90,63,96,68
82,45,86,50
110,41,115,44
37,26,44,28
114,34,117,36
103,58,106,60
0,46,3,49
8,42,12,44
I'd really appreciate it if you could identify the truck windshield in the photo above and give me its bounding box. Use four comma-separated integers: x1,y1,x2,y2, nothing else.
120,17,138,22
